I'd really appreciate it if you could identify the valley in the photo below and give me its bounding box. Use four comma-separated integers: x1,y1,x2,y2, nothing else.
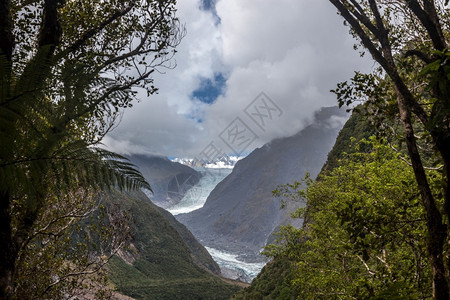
174,107,348,277
129,106,349,284
3,0,446,298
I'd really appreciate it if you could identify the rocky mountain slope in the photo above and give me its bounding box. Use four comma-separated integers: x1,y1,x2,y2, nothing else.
232,111,373,299
127,154,201,209
177,106,348,259
104,189,241,299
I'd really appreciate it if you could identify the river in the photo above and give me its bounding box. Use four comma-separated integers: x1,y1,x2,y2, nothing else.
167,167,267,282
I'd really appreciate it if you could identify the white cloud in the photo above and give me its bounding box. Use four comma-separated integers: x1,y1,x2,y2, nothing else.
106,0,372,157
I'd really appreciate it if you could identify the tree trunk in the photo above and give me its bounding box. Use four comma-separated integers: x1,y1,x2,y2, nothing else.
394,57,450,295
0,190,14,300
327,1,449,298
0,0,13,62
439,136,450,284
394,87,449,300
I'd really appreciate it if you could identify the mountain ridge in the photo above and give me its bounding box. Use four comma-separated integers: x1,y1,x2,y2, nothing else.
127,154,202,209
177,106,349,261
231,111,375,299
104,189,241,299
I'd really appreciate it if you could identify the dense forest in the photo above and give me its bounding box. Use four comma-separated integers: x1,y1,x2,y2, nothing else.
0,0,185,298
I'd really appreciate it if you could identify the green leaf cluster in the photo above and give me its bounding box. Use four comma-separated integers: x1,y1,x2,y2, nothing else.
263,139,440,299
0,0,183,296
105,190,242,300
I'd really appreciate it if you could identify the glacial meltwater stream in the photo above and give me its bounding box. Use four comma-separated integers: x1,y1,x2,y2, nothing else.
205,247,267,282
167,167,266,282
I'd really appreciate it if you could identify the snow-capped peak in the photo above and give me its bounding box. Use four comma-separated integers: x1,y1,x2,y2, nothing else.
172,155,243,169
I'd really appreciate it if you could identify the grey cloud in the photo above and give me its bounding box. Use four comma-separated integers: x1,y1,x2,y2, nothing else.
105,0,372,157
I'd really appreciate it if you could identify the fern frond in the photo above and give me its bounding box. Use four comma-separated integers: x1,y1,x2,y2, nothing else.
1,50,151,198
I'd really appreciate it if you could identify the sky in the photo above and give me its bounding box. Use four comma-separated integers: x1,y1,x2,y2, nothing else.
104,0,373,159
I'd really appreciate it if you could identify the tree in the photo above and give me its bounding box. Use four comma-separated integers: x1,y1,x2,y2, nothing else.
327,1,449,298
0,0,184,298
12,188,133,299
267,139,440,299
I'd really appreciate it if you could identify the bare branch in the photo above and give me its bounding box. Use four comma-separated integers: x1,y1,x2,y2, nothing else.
329,0,391,71
346,0,379,34
406,0,447,50
356,255,376,275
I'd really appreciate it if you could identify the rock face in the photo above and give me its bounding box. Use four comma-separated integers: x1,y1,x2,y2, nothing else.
232,110,374,299
177,107,348,259
127,154,201,209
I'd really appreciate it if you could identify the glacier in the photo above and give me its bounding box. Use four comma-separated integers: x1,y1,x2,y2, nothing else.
166,165,266,282
167,168,232,215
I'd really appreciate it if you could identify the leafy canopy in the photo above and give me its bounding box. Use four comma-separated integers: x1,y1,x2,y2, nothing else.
265,139,441,299
0,0,184,297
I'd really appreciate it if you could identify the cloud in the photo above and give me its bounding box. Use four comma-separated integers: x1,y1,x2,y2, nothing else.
105,94,203,156
106,0,372,158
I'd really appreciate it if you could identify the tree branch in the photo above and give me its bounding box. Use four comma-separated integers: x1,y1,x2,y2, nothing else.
404,49,433,63
368,0,390,52
98,1,176,70
331,1,432,127
39,0,64,50
329,1,391,71
62,1,137,56
346,0,379,34
406,0,447,50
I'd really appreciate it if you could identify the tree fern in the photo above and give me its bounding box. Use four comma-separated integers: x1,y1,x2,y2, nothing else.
0,48,150,297
0,0,183,296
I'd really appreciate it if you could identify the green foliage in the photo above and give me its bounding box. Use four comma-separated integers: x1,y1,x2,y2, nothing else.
319,110,375,175
239,1,450,298
234,112,374,300
0,0,184,297
263,139,439,299
105,190,241,300
0,52,150,297
419,49,450,129
11,187,134,299
231,257,299,300
329,1,449,179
